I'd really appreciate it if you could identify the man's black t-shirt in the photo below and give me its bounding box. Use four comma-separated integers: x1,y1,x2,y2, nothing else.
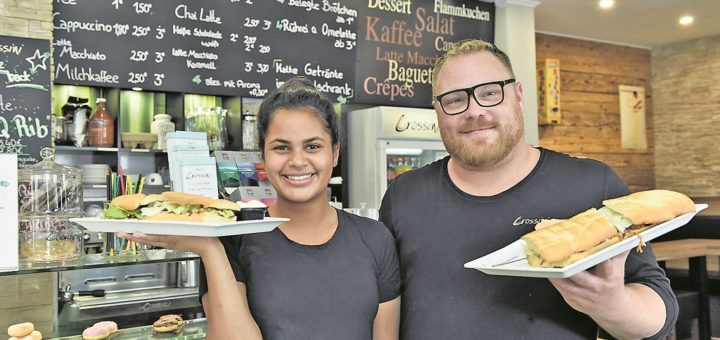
380,148,677,339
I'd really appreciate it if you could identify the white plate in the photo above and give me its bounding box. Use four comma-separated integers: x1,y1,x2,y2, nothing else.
464,204,708,279
70,217,288,237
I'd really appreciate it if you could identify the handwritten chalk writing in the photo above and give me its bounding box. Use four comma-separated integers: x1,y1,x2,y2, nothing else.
153,73,164,86
131,25,151,37
205,77,220,86
321,23,356,39
304,63,343,80
256,63,269,74
175,4,222,24
133,2,152,14
244,18,260,28
128,72,147,83
201,40,219,48
56,64,120,83
186,60,216,70
259,45,270,54
0,138,25,153
155,51,165,63
3,71,31,83
0,94,14,112
56,0,77,4
54,38,71,47
171,48,218,60
0,42,23,55
243,36,256,51
277,19,309,33
130,50,149,61
172,25,192,36
230,33,239,42
58,46,107,60
313,80,352,96
155,26,166,39
54,20,130,36
274,60,298,75
288,0,320,11
11,115,49,138
322,1,358,16
194,28,222,39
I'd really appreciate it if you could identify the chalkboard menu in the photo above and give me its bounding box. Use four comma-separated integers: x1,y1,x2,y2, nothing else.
53,0,494,108
53,0,358,102
0,36,52,168
354,0,494,107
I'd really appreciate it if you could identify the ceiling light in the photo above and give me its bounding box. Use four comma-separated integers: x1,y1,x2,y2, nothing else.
598,0,614,10
679,16,694,26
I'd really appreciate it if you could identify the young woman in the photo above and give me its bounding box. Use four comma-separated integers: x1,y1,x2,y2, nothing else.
120,76,400,339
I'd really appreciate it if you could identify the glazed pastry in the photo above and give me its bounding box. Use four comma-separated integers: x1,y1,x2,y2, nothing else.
81,325,110,340
92,321,118,335
7,323,34,338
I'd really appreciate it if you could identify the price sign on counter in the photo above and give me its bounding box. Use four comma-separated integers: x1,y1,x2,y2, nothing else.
0,36,52,168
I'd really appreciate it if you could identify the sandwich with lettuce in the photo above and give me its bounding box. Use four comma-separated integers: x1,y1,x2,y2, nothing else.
103,192,241,223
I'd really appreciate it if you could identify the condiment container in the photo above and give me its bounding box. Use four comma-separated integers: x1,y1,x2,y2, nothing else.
17,148,84,263
150,114,175,150
88,98,114,147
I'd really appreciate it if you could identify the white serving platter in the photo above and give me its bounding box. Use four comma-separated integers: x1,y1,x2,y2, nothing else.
70,217,288,237
464,204,707,279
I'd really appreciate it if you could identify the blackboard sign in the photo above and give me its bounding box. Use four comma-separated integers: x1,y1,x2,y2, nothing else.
354,0,494,107
53,0,358,102
0,36,52,168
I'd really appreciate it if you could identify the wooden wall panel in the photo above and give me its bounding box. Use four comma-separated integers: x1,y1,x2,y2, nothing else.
536,33,654,192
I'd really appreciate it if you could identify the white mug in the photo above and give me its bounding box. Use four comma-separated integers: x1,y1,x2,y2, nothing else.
146,173,163,185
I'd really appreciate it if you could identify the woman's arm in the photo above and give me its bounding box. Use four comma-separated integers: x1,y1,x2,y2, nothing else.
373,297,400,340
200,241,262,340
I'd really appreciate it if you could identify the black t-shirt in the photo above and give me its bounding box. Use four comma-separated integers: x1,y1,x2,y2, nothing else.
199,209,400,340
379,148,677,340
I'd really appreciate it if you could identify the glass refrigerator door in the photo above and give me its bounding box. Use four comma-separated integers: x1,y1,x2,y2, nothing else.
378,140,448,196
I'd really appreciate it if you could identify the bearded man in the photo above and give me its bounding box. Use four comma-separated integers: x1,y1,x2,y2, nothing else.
378,39,677,339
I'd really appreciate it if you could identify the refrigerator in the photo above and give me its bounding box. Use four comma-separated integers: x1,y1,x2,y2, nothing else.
347,106,448,210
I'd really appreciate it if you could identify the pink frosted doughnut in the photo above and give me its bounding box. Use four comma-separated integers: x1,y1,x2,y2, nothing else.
92,321,118,334
82,326,109,340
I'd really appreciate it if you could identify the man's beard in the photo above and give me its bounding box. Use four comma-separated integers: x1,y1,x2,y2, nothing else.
440,106,524,167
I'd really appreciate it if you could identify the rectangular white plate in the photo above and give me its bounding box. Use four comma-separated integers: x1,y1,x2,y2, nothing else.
69,217,288,237
464,204,708,279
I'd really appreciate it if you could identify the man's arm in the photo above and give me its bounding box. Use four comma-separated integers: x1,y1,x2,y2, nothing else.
549,250,667,339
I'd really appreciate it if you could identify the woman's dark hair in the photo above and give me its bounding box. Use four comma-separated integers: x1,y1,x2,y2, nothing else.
257,76,340,150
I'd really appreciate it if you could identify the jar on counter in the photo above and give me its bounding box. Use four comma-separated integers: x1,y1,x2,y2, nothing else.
242,110,258,150
150,114,175,150
17,148,84,263
88,98,115,147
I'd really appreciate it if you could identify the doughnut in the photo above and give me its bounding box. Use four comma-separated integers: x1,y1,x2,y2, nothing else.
92,321,118,334
81,326,109,340
152,314,184,333
9,335,36,340
7,323,34,337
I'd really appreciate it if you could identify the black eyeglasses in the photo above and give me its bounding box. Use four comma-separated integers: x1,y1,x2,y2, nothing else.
434,79,516,115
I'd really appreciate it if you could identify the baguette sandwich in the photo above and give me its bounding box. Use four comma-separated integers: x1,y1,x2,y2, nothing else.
103,192,241,223
521,190,695,268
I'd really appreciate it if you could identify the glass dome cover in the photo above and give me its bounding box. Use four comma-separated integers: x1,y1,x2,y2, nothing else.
17,147,83,217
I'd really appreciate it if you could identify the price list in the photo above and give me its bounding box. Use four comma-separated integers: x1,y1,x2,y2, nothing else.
53,0,358,102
